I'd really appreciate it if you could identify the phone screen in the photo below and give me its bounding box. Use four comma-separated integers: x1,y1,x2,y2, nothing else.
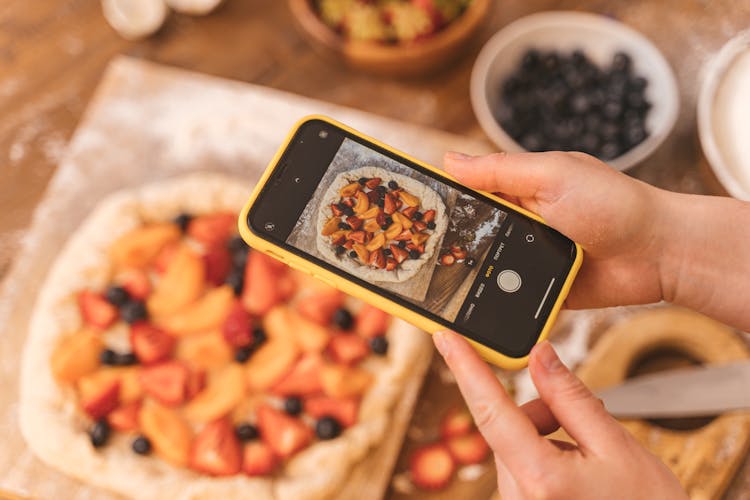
248,119,578,358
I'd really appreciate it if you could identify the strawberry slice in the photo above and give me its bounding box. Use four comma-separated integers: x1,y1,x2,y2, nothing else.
330,203,344,217
422,209,436,223
222,300,253,347
257,405,313,459
410,443,456,490
385,258,397,271
243,441,278,476
450,246,467,260
346,215,362,230
390,244,409,264
107,400,141,432
242,251,283,316
365,177,381,189
78,291,118,329
189,418,242,476
271,353,324,396
203,246,232,286
81,379,120,419
130,322,176,365
383,193,397,215
187,212,237,247
446,431,490,465
402,206,418,219
305,396,359,427
139,361,189,406
439,406,474,439
355,304,390,338
186,369,206,401
297,291,344,326
118,268,151,300
328,334,369,365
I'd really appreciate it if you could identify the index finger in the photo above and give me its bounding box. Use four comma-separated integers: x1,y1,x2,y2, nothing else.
433,330,554,475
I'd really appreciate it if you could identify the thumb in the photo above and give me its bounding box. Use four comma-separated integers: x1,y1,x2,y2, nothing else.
528,341,628,453
443,151,569,205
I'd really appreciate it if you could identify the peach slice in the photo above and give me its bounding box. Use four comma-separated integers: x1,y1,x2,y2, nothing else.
110,223,181,269
244,338,299,392
287,308,330,352
262,306,297,345
140,400,193,467
147,244,205,317
322,216,341,236
77,367,144,405
51,329,102,383
183,364,246,422
359,206,381,220
365,232,386,252
353,191,370,214
340,182,361,197
363,220,381,233
353,243,369,263
397,190,420,207
392,212,413,230
321,364,373,398
176,330,233,370
384,222,403,241
155,285,234,336
412,232,430,246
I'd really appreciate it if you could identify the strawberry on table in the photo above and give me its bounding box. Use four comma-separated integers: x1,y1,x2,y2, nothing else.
271,353,324,397
257,405,313,459
242,251,285,316
80,378,120,420
78,290,118,329
446,431,490,465
107,400,141,432
130,322,176,365
409,443,456,491
243,441,278,476
203,246,232,286
222,300,253,347
355,304,390,338
189,418,242,476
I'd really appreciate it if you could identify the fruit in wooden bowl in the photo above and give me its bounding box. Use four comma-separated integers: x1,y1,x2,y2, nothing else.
288,0,492,77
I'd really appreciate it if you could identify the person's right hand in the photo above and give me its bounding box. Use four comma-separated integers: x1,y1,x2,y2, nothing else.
443,151,666,310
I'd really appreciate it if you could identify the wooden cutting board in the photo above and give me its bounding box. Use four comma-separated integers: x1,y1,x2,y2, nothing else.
0,56,493,499
576,308,750,500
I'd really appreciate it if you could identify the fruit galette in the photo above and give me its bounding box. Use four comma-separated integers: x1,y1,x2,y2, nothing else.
20,174,429,499
316,167,447,283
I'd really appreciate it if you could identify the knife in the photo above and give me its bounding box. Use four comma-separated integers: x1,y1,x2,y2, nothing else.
595,361,750,419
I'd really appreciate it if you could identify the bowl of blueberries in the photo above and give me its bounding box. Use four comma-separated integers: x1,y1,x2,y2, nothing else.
470,11,679,171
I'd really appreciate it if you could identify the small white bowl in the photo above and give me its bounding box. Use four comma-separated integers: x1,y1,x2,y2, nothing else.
470,11,680,171
698,30,750,201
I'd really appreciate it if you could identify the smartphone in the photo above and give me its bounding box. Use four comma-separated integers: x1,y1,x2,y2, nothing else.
239,116,582,369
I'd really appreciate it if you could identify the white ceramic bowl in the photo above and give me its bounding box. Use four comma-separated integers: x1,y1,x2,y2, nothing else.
698,30,750,200
470,11,680,171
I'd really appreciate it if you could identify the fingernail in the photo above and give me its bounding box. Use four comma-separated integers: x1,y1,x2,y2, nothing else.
536,341,563,372
445,151,473,161
433,330,452,357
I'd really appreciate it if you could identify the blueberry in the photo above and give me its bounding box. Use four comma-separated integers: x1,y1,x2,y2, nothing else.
579,133,601,154
338,222,349,230
408,249,421,259
380,224,389,230
521,49,541,70
132,436,151,455
369,336,388,355
603,100,623,120
542,52,560,72
357,177,369,185
335,245,346,256
225,268,244,296
232,250,249,269
376,186,387,194
387,180,399,190
426,221,436,230
284,397,303,416
226,235,248,254
120,300,147,324
612,52,632,73
520,133,543,152
600,122,620,141
625,125,647,147
252,326,267,346
116,352,138,366
374,199,384,208
465,257,477,268
349,250,358,258
89,419,110,448
235,423,259,442
599,142,621,160
385,216,393,226
627,91,648,110
383,248,392,256
571,49,587,66
173,213,192,232
100,349,117,365
342,205,354,216
397,241,407,249
629,76,648,92
315,416,342,440
104,286,130,307
234,345,254,363
413,211,423,221
332,308,354,330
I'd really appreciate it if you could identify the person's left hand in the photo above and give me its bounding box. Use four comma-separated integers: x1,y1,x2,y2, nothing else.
433,330,687,499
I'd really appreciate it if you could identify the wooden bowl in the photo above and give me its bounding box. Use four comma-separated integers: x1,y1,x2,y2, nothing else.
288,0,492,77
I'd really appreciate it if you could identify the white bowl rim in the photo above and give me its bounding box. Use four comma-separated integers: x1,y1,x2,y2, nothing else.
697,29,750,201
470,10,680,171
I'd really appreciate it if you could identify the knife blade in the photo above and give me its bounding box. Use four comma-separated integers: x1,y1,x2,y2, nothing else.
595,361,750,419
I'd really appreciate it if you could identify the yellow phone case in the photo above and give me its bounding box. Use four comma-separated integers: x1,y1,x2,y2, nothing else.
239,115,583,370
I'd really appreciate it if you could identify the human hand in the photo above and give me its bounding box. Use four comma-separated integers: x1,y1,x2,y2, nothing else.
443,151,666,309
433,330,687,499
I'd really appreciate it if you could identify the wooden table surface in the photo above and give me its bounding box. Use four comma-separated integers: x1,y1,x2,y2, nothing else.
2,0,749,498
